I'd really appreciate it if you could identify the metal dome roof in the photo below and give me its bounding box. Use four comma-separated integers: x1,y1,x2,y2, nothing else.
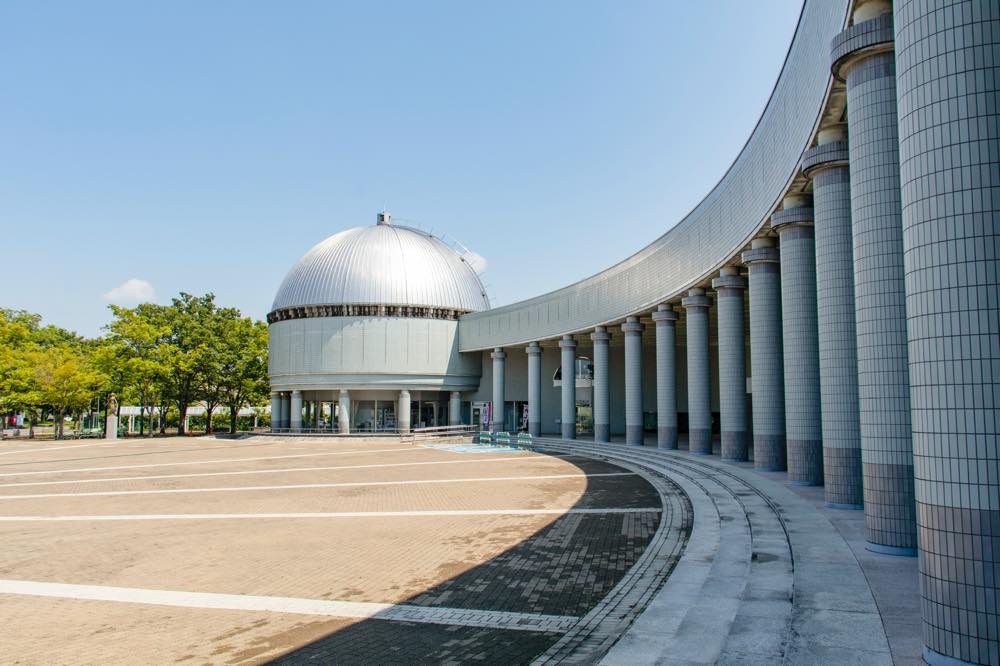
270,219,490,313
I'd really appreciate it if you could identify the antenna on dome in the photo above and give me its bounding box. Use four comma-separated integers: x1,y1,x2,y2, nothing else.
376,209,391,226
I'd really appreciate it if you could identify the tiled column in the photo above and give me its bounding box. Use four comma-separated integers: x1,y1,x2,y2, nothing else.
337,389,350,434
289,390,303,432
651,306,678,450
622,316,644,447
682,289,712,455
270,392,281,432
449,392,461,426
526,342,543,437
590,328,610,443
491,348,506,433
772,196,823,485
712,267,748,462
833,8,916,555
896,1,1000,662
743,239,786,471
559,336,577,440
803,131,863,508
398,390,411,434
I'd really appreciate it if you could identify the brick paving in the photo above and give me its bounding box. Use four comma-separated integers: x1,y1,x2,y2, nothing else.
0,436,688,664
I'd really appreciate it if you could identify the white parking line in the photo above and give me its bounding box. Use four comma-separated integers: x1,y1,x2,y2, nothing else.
0,454,565,489
0,443,108,456
0,472,633,500
0,579,580,633
0,507,661,521
0,446,428,479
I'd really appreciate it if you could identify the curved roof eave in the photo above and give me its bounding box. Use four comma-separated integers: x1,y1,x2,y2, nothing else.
457,0,851,352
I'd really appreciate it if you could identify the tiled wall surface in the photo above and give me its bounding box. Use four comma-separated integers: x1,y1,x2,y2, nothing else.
777,221,824,485
895,1,999,663
845,42,918,553
716,287,749,461
748,262,787,471
811,163,865,507
684,304,712,454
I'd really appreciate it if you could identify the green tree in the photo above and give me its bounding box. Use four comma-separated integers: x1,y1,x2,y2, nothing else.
1,309,94,437
158,293,217,435
26,345,105,438
216,317,269,433
101,303,169,437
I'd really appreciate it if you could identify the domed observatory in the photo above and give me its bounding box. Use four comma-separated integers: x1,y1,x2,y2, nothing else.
268,212,489,433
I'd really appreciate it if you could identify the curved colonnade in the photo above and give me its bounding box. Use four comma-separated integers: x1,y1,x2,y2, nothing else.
458,1,998,664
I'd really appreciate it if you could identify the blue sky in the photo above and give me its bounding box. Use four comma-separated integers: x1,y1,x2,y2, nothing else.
1,1,802,337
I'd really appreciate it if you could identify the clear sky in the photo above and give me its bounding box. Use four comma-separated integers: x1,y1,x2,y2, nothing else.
1,1,802,337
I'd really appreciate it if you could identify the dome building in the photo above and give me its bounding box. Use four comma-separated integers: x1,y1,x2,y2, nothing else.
268,212,488,433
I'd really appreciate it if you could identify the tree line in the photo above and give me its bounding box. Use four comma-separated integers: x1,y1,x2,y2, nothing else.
0,293,269,437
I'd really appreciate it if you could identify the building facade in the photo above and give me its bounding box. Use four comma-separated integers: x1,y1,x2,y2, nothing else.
268,212,488,434
269,1,997,663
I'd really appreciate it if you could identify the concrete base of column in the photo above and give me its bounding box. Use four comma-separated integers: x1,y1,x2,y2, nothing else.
823,446,863,508
689,429,712,455
787,439,823,485
657,427,677,450
922,647,978,666
529,422,541,438
865,542,918,557
754,435,786,471
561,423,575,440
863,461,917,554
625,425,643,447
594,424,609,443
721,431,747,462
826,501,864,510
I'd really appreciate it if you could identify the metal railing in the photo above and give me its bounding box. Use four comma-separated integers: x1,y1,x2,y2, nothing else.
265,424,479,441
404,424,478,443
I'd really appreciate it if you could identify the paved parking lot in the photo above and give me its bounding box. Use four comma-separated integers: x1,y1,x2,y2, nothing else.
0,436,666,664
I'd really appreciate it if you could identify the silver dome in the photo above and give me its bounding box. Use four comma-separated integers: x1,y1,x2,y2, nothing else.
271,222,490,313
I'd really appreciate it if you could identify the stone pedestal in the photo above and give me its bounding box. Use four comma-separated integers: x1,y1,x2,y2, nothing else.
105,415,118,440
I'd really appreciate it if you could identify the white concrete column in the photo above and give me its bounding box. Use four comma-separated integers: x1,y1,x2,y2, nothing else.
491,348,506,433
803,131,863,508
652,305,678,449
743,237,786,471
559,335,577,440
834,6,916,555
398,390,411,434
270,393,281,432
525,342,543,437
712,267,749,462
622,316,644,447
590,327,610,443
290,390,303,432
449,391,461,426
772,195,823,485
682,288,712,454
337,389,350,434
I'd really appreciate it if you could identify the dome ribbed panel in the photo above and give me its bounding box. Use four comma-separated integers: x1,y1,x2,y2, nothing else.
271,225,489,312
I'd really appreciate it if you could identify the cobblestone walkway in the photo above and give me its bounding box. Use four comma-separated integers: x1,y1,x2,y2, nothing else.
0,437,692,664
273,456,691,664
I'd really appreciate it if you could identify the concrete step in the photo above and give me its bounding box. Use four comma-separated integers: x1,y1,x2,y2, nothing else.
529,439,891,665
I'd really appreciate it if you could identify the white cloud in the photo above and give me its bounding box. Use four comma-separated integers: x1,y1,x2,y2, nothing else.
462,250,488,274
103,278,156,305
